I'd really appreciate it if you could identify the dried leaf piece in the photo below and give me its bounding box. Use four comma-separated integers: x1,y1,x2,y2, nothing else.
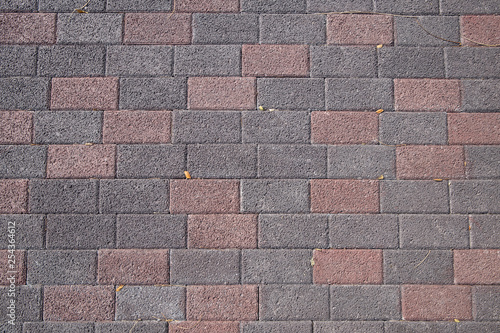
258,106,265,111
310,258,315,266
376,109,384,114
184,171,191,179
378,175,384,180
75,9,88,13
454,319,460,323
116,285,124,292
377,44,383,49
433,179,443,182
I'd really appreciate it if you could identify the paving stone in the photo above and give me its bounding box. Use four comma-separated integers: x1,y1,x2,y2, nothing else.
315,321,383,333
107,0,171,11
457,322,500,333
330,285,400,320
0,0,36,11
327,14,393,45
46,214,115,249
34,111,102,144
375,0,439,14
260,14,326,44
188,77,255,110
0,46,36,76
51,77,118,110
307,0,373,12
124,13,191,44
170,249,240,284
106,45,173,76
0,111,32,144
395,16,460,46
326,78,393,110
0,179,28,214
117,214,186,249
257,78,324,110
174,45,241,76
329,214,398,249
40,0,105,11
0,250,26,285
461,15,500,45
99,179,169,214
38,45,105,77
462,80,500,112
328,145,395,179
0,77,49,110
0,215,43,250
23,322,94,333
378,47,445,78
446,48,500,79
454,250,500,284
473,286,500,321
173,111,240,144
170,321,238,333
442,1,500,14
259,214,328,249
119,77,187,110
470,215,500,249
448,113,500,145
310,46,376,77
0,286,41,322
96,321,166,333
57,13,121,43
241,0,306,13
450,180,500,213
310,180,379,213
193,13,258,44
242,111,310,144
379,112,447,145
242,321,312,333
0,13,56,44
242,44,309,77
311,111,378,144
380,181,449,214
466,146,500,179
394,78,461,112
176,0,239,12
241,179,309,213
385,322,455,333
259,285,329,320
0,145,46,178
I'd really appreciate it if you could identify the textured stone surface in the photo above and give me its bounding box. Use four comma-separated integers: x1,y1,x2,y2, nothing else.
106,45,173,76
448,113,500,145
0,46,36,76
379,47,445,78
24,322,94,333
450,180,500,213
466,146,500,179
124,13,191,44
188,77,255,110
315,322,383,333
328,145,395,179
375,0,439,14
96,321,166,333
311,45,377,77
176,0,239,12
173,111,240,143
0,111,32,144
170,321,238,333
0,77,49,110
327,14,392,45
379,112,447,145
257,78,325,110
34,111,102,144
174,45,240,76
310,180,379,213
260,14,326,44
0,250,26,285
106,0,172,11
0,179,28,213
242,321,312,333
461,15,500,45
394,79,461,112
461,80,500,112
119,77,186,110
0,286,41,322
385,322,455,333
0,145,46,178
395,16,460,46
326,78,393,110
38,45,105,77
193,13,258,44
380,181,449,214
243,44,309,77
51,77,118,110
454,250,500,284
242,111,310,144
473,286,500,321
470,215,500,249
57,13,122,44
311,111,378,144
446,48,500,78
0,214,44,249
0,13,56,44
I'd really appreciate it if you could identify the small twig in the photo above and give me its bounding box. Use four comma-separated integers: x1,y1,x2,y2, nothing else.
128,319,140,333
414,250,431,268
68,0,91,21
461,36,500,47
168,0,176,18
414,18,461,45
378,140,407,147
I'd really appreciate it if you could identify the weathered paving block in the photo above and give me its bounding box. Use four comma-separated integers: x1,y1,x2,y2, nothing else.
107,0,171,11
327,14,392,45
328,145,395,179
0,286,41,322
119,77,187,110
242,111,310,144
242,321,312,333
241,0,306,13
395,16,460,46
394,79,461,112
311,111,378,144
51,77,118,110
106,45,173,76
380,181,449,214
448,113,500,145
470,215,500,249
443,2,500,15
0,111,32,144
385,322,455,333
34,111,102,144
188,77,255,110
0,13,56,44
0,250,26,285
260,14,326,44
56,13,122,44
0,46,36,76
124,13,191,44
0,179,28,214
242,44,309,77
0,215,44,249
378,47,445,78
176,0,239,12
454,250,500,284
174,45,241,76
461,15,500,45
326,78,393,110
173,111,240,143
315,322,383,333
0,145,46,178
450,180,500,213
446,48,500,79
23,322,95,333
0,77,49,110
193,13,258,44
40,0,106,11
457,322,500,333
38,45,105,77
257,78,325,110
379,112,447,145
466,146,500,179
473,286,500,321
308,0,373,12
375,0,439,14
96,321,166,333
310,46,377,77
461,80,500,112
0,0,37,11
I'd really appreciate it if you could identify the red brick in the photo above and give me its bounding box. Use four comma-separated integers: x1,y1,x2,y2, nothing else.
0,250,26,285
242,44,309,77
310,179,379,213
50,77,118,110
454,250,500,285
394,79,461,112
0,111,32,144
187,285,258,320
396,145,465,179
177,0,239,12
44,285,114,321
313,249,382,284
103,111,171,144
98,249,169,285
188,77,256,110
448,113,500,145
461,15,500,46
188,214,257,249
327,14,393,45
170,180,239,214
402,285,472,321
170,321,239,333
311,111,378,144
0,179,28,213
124,13,191,44
0,13,56,44
47,145,115,179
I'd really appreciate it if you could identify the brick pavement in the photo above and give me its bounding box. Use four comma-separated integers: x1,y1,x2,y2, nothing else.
0,0,500,332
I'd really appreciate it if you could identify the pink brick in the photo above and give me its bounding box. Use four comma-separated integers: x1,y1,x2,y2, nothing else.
402,285,472,321
170,180,239,214
98,249,169,285
461,15,500,46
50,77,118,110
454,250,500,285
124,13,191,44
177,0,239,12
0,179,27,213
188,214,257,249
394,79,461,112
170,321,239,333
396,145,465,179
311,111,378,144
103,111,171,144
242,44,309,77
187,285,258,321
188,77,256,110
310,179,379,213
0,111,32,144
0,13,56,44
0,250,26,285
47,145,115,179
327,14,393,45
44,285,115,321
313,249,382,284
448,113,500,145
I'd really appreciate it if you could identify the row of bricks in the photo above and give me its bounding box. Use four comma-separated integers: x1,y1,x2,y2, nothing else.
4,284,499,322
2,77,500,111
1,13,499,46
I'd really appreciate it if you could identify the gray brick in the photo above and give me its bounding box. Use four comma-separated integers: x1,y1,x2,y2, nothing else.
174,45,241,76
193,13,259,44
260,14,326,44
259,144,326,178
311,46,377,77
470,215,500,249
374,0,439,14
99,179,169,214
0,215,44,249
39,0,105,11
173,111,240,144
385,322,455,333
378,47,444,78
96,321,166,333
466,146,500,179
446,48,500,79
242,111,310,144
242,321,312,333
450,180,500,213
107,0,172,11
259,214,328,249
170,249,239,284
38,45,105,77
395,16,460,46
473,286,500,321
57,13,122,43
119,78,187,110
326,78,393,111
314,321,384,333
457,322,500,333
115,286,185,320
330,214,398,249
380,181,449,214
188,144,257,178
399,214,469,249
260,285,329,320
257,78,325,110
462,80,500,112
328,145,395,179
241,179,309,213
441,0,500,14
0,286,41,322
27,250,96,284
242,249,312,284
34,111,102,144
307,0,372,12
1,323,21,333
24,322,94,333
46,214,115,249
330,285,400,320
0,145,46,178
242,0,306,13
0,0,36,11
29,179,98,214
0,46,36,76
379,112,447,145
117,144,185,178
107,45,173,76
0,77,49,110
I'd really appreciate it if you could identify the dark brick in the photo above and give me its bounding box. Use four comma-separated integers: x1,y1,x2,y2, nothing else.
38,45,104,77
381,181,449,214
0,286,41,322
0,249,26,285
39,0,105,11
470,215,500,249
107,0,172,11
124,13,191,45
176,0,239,13
260,14,326,44
378,47,444,78
257,78,325,110
450,180,500,213
385,322,455,333
96,321,166,333
446,48,500,79
327,14,393,45
0,77,49,110
462,80,500,112
117,145,185,178
328,145,395,179
473,286,500,320
441,0,500,14
106,45,172,76
0,46,36,76
379,112,447,145
56,13,122,44
34,111,102,144
307,0,372,12
466,146,500,179
241,111,310,144
375,0,439,14
119,78,187,110
326,78,393,110
174,45,240,76
193,13,258,44
173,111,240,144
395,16,460,46
0,145,46,178
0,215,43,249
457,322,500,333
242,0,305,13
0,0,36,11
242,321,312,333
315,322,383,333
24,322,94,333
310,46,377,77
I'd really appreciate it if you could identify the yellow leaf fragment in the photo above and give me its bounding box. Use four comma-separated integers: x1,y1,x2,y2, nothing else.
378,175,384,180
184,171,191,179
75,9,88,13
454,319,460,323
116,285,124,292
433,179,443,182
468,225,472,230
269,108,276,111
377,44,383,49
376,109,384,114
258,105,265,111
84,142,93,146
310,257,315,266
